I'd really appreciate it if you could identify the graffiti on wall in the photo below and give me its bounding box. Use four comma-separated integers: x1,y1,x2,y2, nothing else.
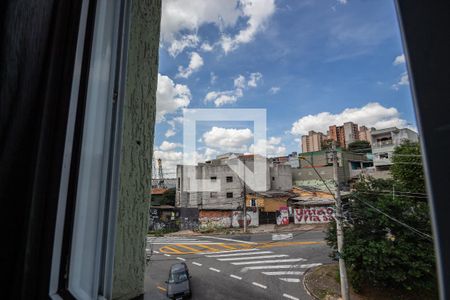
276,206,289,225
294,206,335,224
232,209,259,228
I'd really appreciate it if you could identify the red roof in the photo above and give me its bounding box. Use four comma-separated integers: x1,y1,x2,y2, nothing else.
151,188,168,195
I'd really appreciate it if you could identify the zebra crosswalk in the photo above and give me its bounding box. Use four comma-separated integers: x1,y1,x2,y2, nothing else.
198,248,322,284
147,236,254,254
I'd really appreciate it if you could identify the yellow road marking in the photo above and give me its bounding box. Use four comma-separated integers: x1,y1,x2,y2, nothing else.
175,244,202,252
219,244,238,250
158,241,322,254
257,241,323,248
195,243,222,252
159,245,195,254
157,286,167,292
163,245,184,254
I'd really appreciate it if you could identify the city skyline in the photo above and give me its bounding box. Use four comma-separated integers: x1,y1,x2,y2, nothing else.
154,0,417,174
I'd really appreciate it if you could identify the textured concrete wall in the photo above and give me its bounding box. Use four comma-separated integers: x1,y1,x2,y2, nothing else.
112,1,161,299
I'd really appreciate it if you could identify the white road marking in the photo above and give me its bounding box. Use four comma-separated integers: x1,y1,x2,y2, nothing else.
280,278,301,283
200,248,259,255
232,258,306,265
242,263,322,270
176,257,186,261
218,254,289,261
283,293,300,300
206,251,272,258
164,254,171,257
230,274,242,280
252,282,267,289
149,242,224,245
199,236,257,244
209,267,221,273
272,233,293,241
192,262,202,266
262,271,304,275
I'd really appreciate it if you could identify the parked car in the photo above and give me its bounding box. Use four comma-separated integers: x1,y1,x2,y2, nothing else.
166,263,192,299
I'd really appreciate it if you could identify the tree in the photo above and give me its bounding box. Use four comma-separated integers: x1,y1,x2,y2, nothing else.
390,140,425,193
321,139,334,150
161,188,176,205
326,141,436,294
347,140,371,153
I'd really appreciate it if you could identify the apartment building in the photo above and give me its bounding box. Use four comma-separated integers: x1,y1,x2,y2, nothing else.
359,125,375,144
293,148,373,185
301,130,326,152
371,127,419,169
269,152,299,168
176,156,292,210
328,125,346,148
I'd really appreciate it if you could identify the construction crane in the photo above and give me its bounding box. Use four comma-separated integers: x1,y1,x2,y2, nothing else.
151,157,158,188
157,158,166,188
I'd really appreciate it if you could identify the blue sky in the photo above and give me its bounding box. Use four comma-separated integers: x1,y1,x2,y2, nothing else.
154,0,415,175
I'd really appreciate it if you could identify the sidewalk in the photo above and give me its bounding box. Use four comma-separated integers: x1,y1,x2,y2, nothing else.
163,223,326,237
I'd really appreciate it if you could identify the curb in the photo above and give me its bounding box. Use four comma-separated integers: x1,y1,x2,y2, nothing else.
302,266,321,300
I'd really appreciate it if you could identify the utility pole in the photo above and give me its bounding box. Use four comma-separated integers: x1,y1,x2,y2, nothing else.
243,157,247,233
331,141,350,300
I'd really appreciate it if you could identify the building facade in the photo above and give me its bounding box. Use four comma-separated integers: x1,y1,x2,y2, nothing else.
301,131,326,153
328,125,346,148
293,148,373,185
328,122,360,148
371,127,419,169
358,125,375,144
176,156,292,211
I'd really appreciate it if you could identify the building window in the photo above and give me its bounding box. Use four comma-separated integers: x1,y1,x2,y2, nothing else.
177,177,180,190
272,177,275,181
210,176,217,181
226,192,233,198
226,176,233,182
379,152,389,159
251,198,256,207
210,192,217,198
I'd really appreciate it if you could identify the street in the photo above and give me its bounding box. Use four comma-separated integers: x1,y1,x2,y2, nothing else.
144,230,331,300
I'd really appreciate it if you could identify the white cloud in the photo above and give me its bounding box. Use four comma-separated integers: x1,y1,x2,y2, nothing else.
161,0,242,56
201,42,214,52
153,150,183,176
157,74,191,122
269,86,280,94
165,128,176,137
204,88,243,106
205,72,263,106
391,72,409,90
291,102,415,136
234,75,246,89
249,136,286,157
177,52,204,78
203,126,253,152
247,72,263,87
167,34,200,57
159,141,182,151
219,0,276,53
337,0,348,4
393,54,405,66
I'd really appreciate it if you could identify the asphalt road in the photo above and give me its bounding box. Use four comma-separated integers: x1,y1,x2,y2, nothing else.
144,230,331,300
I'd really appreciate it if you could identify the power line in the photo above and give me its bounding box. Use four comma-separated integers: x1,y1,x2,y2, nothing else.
352,195,433,241
356,191,428,199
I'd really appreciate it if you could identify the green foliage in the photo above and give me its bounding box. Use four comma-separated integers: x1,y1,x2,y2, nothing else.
321,139,334,150
347,140,371,153
326,141,436,294
161,188,176,205
390,140,425,193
